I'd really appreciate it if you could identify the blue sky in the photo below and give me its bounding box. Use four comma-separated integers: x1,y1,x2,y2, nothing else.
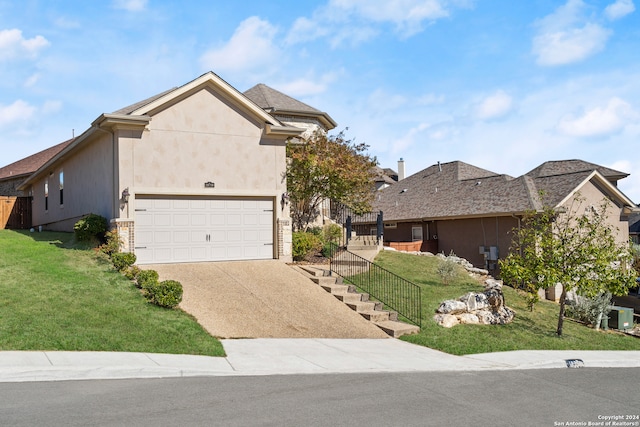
1,0,639,201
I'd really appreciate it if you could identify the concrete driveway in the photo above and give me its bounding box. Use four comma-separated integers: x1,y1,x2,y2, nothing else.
149,261,389,339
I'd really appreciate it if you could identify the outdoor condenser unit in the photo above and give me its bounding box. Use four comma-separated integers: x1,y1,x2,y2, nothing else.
608,306,634,331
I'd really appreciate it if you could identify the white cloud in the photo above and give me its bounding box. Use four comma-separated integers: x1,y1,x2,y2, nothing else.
532,0,611,66
54,17,81,29
0,29,49,61
200,17,280,74
604,0,635,20
391,122,430,153
475,90,514,120
330,0,449,36
112,0,148,12
42,101,63,115
24,73,41,87
286,0,461,46
556,97,639,137
533,23,610,66
0,100,37,128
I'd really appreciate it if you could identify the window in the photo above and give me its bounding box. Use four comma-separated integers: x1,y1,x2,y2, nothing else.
59,169,64,206
44,178,49,211
384,222,397,229
412,226,423,241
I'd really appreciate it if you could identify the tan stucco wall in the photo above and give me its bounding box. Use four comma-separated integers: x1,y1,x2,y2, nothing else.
116,87,292,260
559,180,630,245
118,88,286,199
30,133,115,231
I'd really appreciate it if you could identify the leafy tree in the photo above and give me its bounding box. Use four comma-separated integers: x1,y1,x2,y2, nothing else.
500,195,636,336
286,129,377,231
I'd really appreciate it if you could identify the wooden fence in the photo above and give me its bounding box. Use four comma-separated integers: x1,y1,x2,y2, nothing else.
1,196,32,229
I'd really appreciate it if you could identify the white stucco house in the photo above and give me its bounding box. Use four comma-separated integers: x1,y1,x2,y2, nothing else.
14,72,335,264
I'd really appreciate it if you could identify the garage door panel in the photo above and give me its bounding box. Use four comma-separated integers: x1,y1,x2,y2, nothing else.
227,214,241,226
190,213,207,227
227,230,242,242
135,196,274,264
154,231,172,244
154,214,172,227
154,199,173,210
210,214,225,226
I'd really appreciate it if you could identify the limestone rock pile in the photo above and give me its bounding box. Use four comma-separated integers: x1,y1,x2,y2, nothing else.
434,279,516,328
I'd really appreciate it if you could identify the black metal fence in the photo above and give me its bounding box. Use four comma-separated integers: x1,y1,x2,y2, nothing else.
329,202,383,246
328,244,422,327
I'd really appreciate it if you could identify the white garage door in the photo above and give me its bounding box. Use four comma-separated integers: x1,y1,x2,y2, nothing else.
134,197,274,264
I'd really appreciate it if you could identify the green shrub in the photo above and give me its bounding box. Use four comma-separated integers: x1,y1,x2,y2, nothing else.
292,231,322,261
111,252,137,272
136,269,159,290
323,223,343,242
99,230,121,257
124,265,142,281
321,241,335,258
566,292,612,327
436,258,457,285
74,214,108,242
145,280,183,308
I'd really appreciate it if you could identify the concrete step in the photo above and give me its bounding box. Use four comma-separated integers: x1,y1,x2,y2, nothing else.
345,300,382,313
333,292,364,304
359,309,392,322
310,276,338,286
320,283,350,294
298,265,328,277
374,320,420,338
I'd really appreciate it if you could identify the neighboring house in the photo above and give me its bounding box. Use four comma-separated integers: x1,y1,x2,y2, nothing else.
630,213,640,244
0,140,74,197
12,72,334,264
373,165,399,191
243,83,336,138
370,159,637,275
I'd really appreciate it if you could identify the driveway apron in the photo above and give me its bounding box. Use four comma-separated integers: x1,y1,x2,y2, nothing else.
148,261,389,339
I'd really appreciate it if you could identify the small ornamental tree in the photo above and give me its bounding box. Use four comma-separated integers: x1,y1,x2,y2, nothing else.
286,129,377,231
500,194,636,336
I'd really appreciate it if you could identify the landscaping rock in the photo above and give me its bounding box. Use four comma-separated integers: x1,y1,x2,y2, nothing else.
436,300,467,315
434,280,515,328
434,313,459,328
458,313,480,324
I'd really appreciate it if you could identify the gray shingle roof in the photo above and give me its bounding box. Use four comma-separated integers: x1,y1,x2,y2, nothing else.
526,159,628,180
244,84,321,114
373,160,628,221
112,87,177,115
0,139,74,180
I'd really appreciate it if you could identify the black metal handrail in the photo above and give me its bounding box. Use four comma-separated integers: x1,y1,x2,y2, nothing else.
328,244,422,327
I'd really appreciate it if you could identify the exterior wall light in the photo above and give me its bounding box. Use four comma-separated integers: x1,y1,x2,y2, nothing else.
121,188,130,203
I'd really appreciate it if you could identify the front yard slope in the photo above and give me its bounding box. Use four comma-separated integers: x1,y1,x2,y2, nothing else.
0,230,224,357
373,250,640,355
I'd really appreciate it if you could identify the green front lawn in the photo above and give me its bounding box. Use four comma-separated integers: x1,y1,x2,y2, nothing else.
372,250,640,355
0,230,224,356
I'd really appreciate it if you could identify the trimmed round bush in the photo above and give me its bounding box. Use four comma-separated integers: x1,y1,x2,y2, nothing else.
145,280,183,308
111,252,137,272
136,269,159,290
124,265,142,281
292,231,322,261
74,214,108,242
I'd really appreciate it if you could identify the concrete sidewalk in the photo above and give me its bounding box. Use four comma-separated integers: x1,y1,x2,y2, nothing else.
1,338,640,383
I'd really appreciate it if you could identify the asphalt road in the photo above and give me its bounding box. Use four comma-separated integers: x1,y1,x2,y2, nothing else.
2,368,639,427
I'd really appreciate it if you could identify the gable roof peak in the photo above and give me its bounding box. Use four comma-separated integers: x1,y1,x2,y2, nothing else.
525,159,628,179
243,83,320,114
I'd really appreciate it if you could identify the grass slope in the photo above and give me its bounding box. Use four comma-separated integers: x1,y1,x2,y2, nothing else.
373,250,640,355
0,230,224,356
